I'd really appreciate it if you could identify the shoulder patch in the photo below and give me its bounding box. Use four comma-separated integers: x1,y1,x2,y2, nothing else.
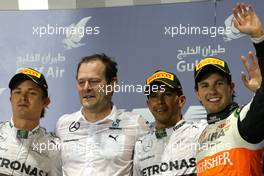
0,121,9,129
49,132,59,138
234,106,244,118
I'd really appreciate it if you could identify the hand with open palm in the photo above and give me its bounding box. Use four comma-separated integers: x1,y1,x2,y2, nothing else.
241,51,262,92
233,2,264,38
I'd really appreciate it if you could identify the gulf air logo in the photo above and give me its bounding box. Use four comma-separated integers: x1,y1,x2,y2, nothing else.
63,16,100,50
223,14,246,42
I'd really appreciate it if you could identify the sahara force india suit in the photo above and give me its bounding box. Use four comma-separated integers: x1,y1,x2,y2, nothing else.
196,40,264,176
56,105,149,176
133,119,207,176
0,121,62,176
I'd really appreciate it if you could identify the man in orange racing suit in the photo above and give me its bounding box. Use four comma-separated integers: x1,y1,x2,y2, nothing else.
194,2,264,176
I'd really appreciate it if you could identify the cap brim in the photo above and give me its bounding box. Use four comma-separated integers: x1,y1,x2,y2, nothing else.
145,80,175,94
195,65,230,80
9,73,43,89
152,80,175,89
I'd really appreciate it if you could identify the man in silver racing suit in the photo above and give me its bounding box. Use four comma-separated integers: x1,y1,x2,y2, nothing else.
133,70,207,176
0,67,62,176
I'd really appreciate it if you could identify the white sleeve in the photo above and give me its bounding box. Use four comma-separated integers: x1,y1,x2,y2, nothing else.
50,155,62,176
47,132,63,176
55,115,64,137
251,34,264,44
132,141,143,176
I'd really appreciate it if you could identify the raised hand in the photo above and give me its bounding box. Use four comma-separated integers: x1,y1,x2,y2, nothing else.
241,51,262,92
233,2,264,38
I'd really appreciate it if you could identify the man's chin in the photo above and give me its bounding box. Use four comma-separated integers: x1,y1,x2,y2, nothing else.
82,102,96,109
82,97,96,103
15,108,28,114
207,107,224,114
16,113,33,120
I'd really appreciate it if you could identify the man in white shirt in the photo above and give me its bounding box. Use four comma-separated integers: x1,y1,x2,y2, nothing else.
56,54,149,176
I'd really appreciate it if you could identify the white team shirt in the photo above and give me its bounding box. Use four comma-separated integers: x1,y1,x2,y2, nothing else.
56,105,149,176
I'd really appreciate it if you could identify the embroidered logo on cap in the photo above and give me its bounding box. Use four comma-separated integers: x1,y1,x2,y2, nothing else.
196,58,225,71
147,71,174,85
19,68,41,78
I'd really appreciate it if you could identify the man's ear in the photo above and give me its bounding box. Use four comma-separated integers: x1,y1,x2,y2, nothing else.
146,99,150,109
178,95,186,108
107,77,118,96
43,97,50,108
111,77,118,88
9,90,12,102
195,89,202,102
231,82,235,93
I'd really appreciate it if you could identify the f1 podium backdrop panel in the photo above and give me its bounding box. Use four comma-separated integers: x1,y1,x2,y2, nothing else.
0,0,263,130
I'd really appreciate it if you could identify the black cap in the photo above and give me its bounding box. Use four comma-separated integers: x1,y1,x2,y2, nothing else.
145,70,183,94
9,68,48,95
194,57,231,82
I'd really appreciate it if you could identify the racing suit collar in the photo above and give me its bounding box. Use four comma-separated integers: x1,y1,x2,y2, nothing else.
207,102,239,124
9,118,40,139
155,119,186,139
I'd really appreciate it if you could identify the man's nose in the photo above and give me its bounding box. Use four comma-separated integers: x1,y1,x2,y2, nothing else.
21,92,29,100
208,85,217,94
84,80,92,90
157,94,165,103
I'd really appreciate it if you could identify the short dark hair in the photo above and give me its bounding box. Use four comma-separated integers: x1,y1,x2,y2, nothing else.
10,79,48,118
76,53,118,84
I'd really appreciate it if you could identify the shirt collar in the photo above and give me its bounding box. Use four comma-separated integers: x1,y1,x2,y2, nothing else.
10,117,40,139
78,105,119,124
155,119,186,139
207,102,238,124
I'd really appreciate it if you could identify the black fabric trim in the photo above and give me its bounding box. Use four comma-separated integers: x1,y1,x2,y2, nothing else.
238,41,264,144
207,102,238,124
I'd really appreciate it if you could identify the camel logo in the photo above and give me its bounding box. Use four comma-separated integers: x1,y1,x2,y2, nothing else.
223,14,246,42
109,119,122,130
0,88,6,95
63,16,100,50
